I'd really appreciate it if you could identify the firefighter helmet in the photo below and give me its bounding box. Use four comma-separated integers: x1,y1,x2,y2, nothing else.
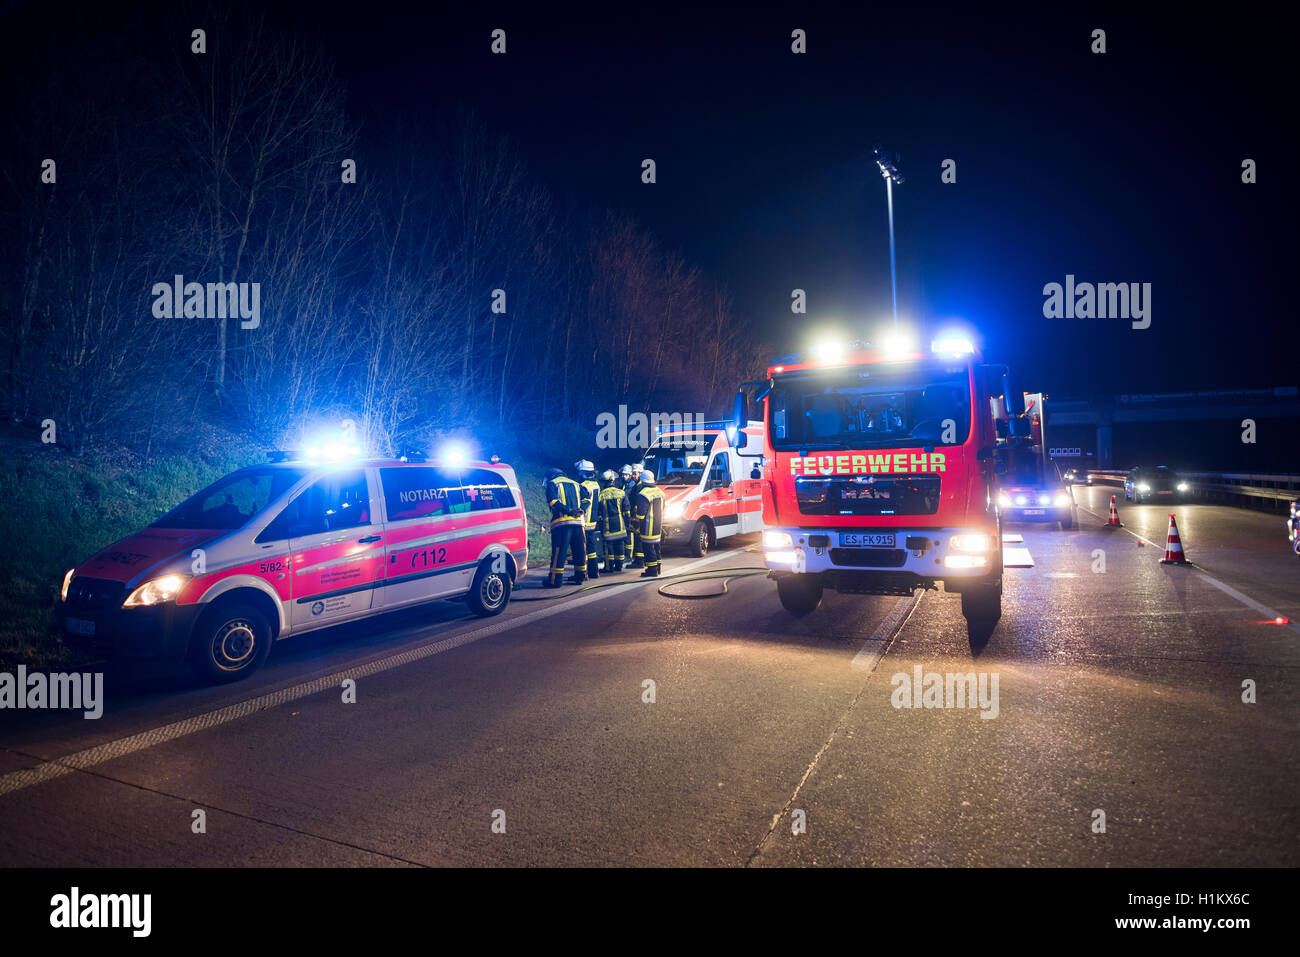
640,470,656,484
602,469,617,483
574,459,595,477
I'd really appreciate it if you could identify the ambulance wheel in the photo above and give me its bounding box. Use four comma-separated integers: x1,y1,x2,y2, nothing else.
688,520,711,557
777,575,823,616
189,601,272,683
467,560,512,617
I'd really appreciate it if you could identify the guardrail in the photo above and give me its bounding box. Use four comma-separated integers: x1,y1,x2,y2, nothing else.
1082,469,1299,512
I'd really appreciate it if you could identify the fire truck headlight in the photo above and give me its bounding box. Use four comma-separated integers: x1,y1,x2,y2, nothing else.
948,534,992,552
944,555,988,569
60,568,75,602
123,574,191,608
762,530,794,549
1054,492,1070,507
766,550,798,564
665,502,686,521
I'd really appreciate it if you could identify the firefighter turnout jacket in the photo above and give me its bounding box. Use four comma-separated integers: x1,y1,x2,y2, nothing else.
547,475,585,527
633,484,666,541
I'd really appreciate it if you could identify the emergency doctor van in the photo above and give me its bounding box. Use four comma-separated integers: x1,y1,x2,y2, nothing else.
57,455,528,683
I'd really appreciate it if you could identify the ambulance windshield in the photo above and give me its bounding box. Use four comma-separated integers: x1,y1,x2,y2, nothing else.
769,361,971,451
153,466,309,530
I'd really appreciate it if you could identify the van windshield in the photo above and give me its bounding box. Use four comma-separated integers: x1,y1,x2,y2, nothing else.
153,467,309,530
643,437,713,486
769,361,972,451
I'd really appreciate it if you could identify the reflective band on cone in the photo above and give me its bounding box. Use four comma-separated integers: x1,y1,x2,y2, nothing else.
1104,494,1123,527
1160,513,1189,564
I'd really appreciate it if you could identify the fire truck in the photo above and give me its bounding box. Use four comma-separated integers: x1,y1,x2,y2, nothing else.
641,419,766,555
732,335,1029,629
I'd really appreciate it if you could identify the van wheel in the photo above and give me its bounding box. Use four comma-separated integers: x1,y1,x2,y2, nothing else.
467,561,512,617
777,575,823,616
189,602,272,683
688,520,711,557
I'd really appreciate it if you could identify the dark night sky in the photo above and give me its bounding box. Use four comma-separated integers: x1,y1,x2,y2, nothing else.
13,1,1298,396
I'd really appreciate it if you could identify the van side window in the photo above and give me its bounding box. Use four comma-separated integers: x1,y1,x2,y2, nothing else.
257,470,370,541
708,455,731,488
462,469,516,512
380,467,467,521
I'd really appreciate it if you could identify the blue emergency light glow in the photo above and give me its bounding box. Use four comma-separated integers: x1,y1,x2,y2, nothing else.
303,439,361,462
437,441,470,467
931,336,976,355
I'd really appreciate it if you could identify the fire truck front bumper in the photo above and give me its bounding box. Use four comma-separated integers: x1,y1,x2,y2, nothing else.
761,527,999,592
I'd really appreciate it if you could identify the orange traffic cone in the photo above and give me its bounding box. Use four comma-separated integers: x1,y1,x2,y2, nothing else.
1160,513,1189,564
1103,494,1123,527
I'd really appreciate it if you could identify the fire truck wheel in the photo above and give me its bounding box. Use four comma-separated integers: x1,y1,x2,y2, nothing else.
189,601,272,683
777,575,823,616
688,520,711,557
960,580,1002,627
467,560,512,617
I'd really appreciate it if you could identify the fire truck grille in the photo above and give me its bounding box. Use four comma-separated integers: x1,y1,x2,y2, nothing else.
66,577,126,611
795,475,941,516
829,547,908,568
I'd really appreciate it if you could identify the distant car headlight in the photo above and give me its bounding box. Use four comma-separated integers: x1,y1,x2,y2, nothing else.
762,530,793,549
1137,483,1151,492
123,574,191,608
1177,482,1189,492
1054,492,1070,507
949,533,992,552
60,568,75,602
664,502,686,521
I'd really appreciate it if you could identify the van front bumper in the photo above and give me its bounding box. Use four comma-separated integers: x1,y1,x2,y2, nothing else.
57,598,200,661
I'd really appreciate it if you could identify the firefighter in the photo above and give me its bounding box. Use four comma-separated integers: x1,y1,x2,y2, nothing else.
575,460,603,579
633,469,665,578
543,467,586,588
598,469,631,572
625,463,646,569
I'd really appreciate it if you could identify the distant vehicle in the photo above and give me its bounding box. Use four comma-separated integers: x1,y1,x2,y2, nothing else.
58,453,527,682
640,420,766,555
1062,467,1092,486
1288,501,1300,556
1124,466,1188,503
999,459,1077,530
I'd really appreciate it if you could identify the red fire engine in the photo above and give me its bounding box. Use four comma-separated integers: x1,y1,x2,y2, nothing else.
732,335,1029,630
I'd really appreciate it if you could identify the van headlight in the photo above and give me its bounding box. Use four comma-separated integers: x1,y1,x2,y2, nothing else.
123,574,191,608
762,530,793,549
665,502,686,521
60,568,75,602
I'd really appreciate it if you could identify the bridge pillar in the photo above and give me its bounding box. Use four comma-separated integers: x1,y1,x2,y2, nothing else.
1097,424,1113,468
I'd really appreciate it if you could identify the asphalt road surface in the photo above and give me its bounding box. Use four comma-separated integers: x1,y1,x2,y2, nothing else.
2,485,1296,866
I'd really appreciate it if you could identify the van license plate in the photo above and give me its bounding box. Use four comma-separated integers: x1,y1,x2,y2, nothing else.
67,618,95,636
1023,509,1046,515
840,532,895,547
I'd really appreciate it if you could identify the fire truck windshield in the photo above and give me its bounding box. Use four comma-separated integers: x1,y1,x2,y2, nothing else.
643,438,712,486
153,466,310,530
768,361,971,451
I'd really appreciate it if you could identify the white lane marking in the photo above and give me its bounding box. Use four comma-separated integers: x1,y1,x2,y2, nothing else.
1077,502,1300,634
0,550,740,797
851,590,922,671
1002,533,1024,543
1002,546,1035,568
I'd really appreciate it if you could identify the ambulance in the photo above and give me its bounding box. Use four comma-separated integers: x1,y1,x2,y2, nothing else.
640,420,767,555
57,451,528,682
733,335,1030,629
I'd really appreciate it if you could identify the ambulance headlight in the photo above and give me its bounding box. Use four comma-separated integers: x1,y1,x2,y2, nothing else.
1014,494,1028,506
948,534,992,552
665,502,686,521
123,574,191,608
60,568,75,602
762,530,794,549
